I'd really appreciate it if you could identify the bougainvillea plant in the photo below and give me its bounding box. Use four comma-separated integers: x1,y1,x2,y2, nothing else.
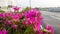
0,7,54,34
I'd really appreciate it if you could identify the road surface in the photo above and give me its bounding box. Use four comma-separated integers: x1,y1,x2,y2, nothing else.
41,11,60,34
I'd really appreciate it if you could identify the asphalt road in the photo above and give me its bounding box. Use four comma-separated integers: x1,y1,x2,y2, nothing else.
41,11,60,34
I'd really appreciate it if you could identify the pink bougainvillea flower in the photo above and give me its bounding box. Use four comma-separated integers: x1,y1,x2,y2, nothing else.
0,30,2,34
0,13,3,17
28,9,36,16
37,16,43,24
12,24,18,29
46,24,54,34
34,24,41,32
13,6,20,11
11,13,22,21
36,10,41,16
6,12,14,17
24,11,31,18
2,13,6,18
7,20,12,25
12,15,19,20
16,13,22,19
37,16,43,20
0,8,54,34
24,9,37,18
0,29,7,34
29,11,36,16
25,8,41,18
23,11,43,25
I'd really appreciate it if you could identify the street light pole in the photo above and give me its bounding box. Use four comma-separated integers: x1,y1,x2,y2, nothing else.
29,0,31,7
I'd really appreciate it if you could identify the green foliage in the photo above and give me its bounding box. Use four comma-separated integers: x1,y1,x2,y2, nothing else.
0,9,5,13
24,7,31,12
24,25,34,34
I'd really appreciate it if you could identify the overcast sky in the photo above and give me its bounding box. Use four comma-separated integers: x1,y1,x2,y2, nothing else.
0,0,60,8
20,0,60,8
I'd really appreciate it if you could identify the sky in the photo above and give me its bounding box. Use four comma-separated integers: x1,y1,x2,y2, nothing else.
0,0,60,8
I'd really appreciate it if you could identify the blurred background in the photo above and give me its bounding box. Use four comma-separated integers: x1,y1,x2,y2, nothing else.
0,0,60,34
